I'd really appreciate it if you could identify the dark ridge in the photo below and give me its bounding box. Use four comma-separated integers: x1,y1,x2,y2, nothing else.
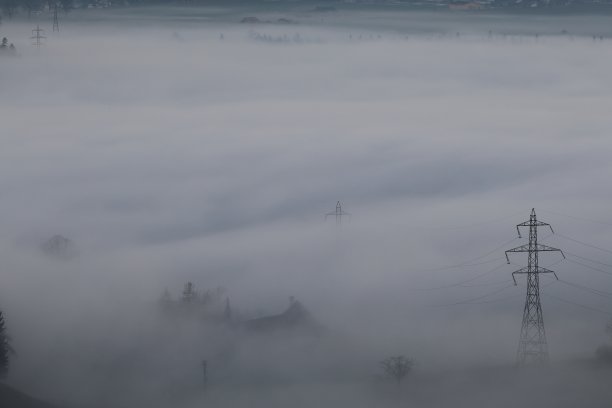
0,383,62,408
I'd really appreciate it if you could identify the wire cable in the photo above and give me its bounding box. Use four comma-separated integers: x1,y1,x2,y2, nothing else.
416,258,502,273
539,209,612,227
454,279,515,288
432,279,556,307
543,293,612,316
413,262,509,291
415,236,519,273
565,258,612,278
564,251,612,270
555,233,612,255
461,293,522,305
433,283,515,307
428,209,529,231
557,279,612,300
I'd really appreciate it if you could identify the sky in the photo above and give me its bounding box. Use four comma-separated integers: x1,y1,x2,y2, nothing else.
1,6,612,408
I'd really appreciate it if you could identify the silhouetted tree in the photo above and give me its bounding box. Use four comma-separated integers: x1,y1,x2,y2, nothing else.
22,0,42,18
380,355,414,385
42,235,75,259
59,0,72,12
0,37,16,55
182,281,198,304
1,0,18,18
0,311,10,378
595,320,612,364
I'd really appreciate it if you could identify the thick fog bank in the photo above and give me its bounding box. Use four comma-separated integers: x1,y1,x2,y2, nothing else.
1,8,612,408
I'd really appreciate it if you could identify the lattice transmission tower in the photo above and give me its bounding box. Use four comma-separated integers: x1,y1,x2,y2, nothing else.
53,4,60,33
325,201,350,226
505,208,565,366
31,25,46,47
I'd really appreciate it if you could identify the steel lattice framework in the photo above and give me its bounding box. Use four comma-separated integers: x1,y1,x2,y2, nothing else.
325,201,351,226
53,4,60,33
505,208,565,366
30,25,46,47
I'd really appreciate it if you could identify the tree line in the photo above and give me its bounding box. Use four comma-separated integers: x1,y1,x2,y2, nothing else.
1,0,73,19
0,310,10,379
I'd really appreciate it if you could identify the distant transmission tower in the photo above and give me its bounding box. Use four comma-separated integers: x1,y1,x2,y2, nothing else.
31,25,46,47
505,208,565,366
325,201,350,226
53,4,60,33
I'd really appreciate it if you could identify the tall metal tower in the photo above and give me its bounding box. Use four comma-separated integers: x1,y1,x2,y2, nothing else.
53,4,60,33
505,208,564,366
31,25,46,47
325,201,350,226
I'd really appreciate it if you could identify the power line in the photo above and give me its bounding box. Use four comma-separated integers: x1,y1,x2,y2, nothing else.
461,293,522,305
415,237,519,274
555,233,612,255
455,279,515,288
413,262,509,291
557,279,612,300
416,227,553,276
429,263,557,307
543,293,612,317
428,209,529,231
434,283,515,307
564,251,612,270
464,280,557,305
565,258,612,278
416,257,502,273
437,262,508,287
539,209,612,228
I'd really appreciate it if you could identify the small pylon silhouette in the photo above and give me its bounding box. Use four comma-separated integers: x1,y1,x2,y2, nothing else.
325,201,350,226
53,4,60,33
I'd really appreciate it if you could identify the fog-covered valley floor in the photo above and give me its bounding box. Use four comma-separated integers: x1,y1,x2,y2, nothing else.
2,6,612,408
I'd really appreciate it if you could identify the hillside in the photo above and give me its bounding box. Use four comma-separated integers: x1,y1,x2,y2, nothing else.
0,383,61,408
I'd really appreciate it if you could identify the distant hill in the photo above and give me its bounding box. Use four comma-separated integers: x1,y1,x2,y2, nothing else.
0,383,61,408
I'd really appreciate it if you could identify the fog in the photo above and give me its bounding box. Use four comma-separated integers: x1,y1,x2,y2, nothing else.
1,6,612,408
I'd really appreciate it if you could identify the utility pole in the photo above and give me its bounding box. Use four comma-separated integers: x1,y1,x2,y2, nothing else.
505,208,565,366
325,201,350,226
31,25,46,47
224,297,232,322
201,359,208,388
53,4,59,33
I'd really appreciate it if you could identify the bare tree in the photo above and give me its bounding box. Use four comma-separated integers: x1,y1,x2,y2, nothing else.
380,355,414,385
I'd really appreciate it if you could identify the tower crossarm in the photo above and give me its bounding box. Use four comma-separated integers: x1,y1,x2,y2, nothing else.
324,210,351,218
516,220,554,238
324,201,351,222
511,266,559,285
505,244,565,263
